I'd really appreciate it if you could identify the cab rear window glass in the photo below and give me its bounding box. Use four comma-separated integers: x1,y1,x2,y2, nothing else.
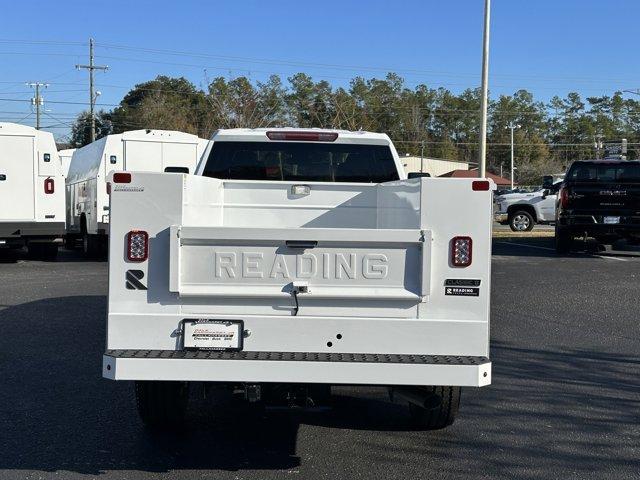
202,141,399,183
567,163,640,183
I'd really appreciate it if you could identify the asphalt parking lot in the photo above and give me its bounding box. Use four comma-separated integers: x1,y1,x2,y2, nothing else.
0,239,638,480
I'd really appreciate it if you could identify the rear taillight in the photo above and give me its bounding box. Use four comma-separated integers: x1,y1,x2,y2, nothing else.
44,178,54,194
127,230,148,262
266,131,338,142
559,187,569,209
451,236,472,267
472,180,490,191
113,172,131,183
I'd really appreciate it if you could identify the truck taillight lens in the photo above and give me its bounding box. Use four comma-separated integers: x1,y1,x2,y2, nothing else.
127,230,148,262
560,187,569,209
451,236,472,267
113,172,131,183
472,180,490,191
44,178,54,194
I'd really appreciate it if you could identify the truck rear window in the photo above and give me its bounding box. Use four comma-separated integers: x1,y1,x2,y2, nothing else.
202,141,399,183
567,163,640,183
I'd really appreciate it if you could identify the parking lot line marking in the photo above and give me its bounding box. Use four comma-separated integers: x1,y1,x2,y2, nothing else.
595,255,628,262
495,241,555,251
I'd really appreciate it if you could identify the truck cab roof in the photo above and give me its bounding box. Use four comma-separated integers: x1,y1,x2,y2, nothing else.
211,128,393,145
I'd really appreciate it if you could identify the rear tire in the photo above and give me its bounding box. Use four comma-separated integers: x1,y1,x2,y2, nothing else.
83,233,99,258
407,386,461,430
135,381,189,430
509,210,535,232
27,243,58,260
555,227,573,254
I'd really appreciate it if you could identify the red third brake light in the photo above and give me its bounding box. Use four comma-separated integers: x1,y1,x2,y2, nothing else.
127,230,148,262
44,178,54,194
472,180,490,191
451,236,472,267
266,131,338,142
113,172,131,183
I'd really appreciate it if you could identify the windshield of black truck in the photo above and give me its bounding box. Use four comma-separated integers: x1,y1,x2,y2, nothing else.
567,163,640,183
202,141,399,183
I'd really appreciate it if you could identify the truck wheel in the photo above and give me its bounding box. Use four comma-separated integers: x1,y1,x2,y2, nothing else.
555,227,573,254
509,210,534,232
64,235,77,250
26,243,57,260
407,386,461,430
135,381,189,429
83,233,99,257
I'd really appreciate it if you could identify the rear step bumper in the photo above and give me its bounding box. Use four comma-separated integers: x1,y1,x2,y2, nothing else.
103,350,491,387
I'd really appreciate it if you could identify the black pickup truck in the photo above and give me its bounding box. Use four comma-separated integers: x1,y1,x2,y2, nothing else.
555,160,640,253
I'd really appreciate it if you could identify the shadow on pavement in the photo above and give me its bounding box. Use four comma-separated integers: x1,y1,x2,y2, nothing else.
0,296,638,478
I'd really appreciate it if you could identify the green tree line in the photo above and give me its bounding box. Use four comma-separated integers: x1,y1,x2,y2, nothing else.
70,74,640,184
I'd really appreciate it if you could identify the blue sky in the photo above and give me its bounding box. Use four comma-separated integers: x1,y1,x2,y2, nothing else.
1,0,639,140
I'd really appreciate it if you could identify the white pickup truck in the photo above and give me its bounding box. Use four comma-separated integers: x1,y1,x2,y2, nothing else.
103,128,493,430
494,182,561,231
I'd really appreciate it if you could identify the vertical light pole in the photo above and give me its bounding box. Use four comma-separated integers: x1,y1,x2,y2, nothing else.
478,0,491,177
506,122,521,190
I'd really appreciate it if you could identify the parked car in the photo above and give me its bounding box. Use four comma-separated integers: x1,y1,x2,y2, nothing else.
0,123,65,258
102,128,494,431
555,159,640,252
494,182,561,231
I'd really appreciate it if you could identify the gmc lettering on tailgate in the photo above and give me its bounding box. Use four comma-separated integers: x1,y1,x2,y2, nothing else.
214,252,389,280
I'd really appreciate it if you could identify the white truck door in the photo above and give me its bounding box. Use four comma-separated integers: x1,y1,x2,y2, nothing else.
0,135,35,220
123,141,162,172
162,142,198,174
537,194,557,221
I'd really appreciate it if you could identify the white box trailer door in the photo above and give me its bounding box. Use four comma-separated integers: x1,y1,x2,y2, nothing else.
0,135,35,220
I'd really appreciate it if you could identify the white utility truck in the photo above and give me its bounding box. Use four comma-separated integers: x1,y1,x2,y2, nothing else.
0,123,64,258
103,128,493,430
65,129,208,255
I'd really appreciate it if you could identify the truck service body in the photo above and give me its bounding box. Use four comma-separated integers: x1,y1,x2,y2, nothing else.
0,123,64,257
65,129,208,253
103,128,493,429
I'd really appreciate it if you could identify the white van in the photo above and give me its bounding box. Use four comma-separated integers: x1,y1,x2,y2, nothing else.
0,123,65,258
58,148,76,178
65,129,208,254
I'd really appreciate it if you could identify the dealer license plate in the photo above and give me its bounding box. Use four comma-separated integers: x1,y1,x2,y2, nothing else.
183,319,243,350
604,216,620,225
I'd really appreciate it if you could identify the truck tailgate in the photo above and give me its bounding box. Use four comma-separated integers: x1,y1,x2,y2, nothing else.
170,226,430,303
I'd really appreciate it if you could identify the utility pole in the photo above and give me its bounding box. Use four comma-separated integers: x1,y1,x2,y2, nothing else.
478,0,491,177
506,122,521,190
26,82,48,129
420,140,425,173
76,38,108,142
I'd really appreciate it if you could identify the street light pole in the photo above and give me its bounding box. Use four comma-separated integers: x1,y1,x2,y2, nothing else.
478,0,491,178
506,122,521,190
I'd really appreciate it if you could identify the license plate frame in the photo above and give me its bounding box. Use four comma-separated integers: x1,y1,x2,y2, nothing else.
603,216,620,225
182,319,244,351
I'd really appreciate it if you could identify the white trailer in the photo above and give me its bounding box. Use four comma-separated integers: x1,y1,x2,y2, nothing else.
0,123,65,258
58,148,75,178
65,129,208,254
104,128,493,430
